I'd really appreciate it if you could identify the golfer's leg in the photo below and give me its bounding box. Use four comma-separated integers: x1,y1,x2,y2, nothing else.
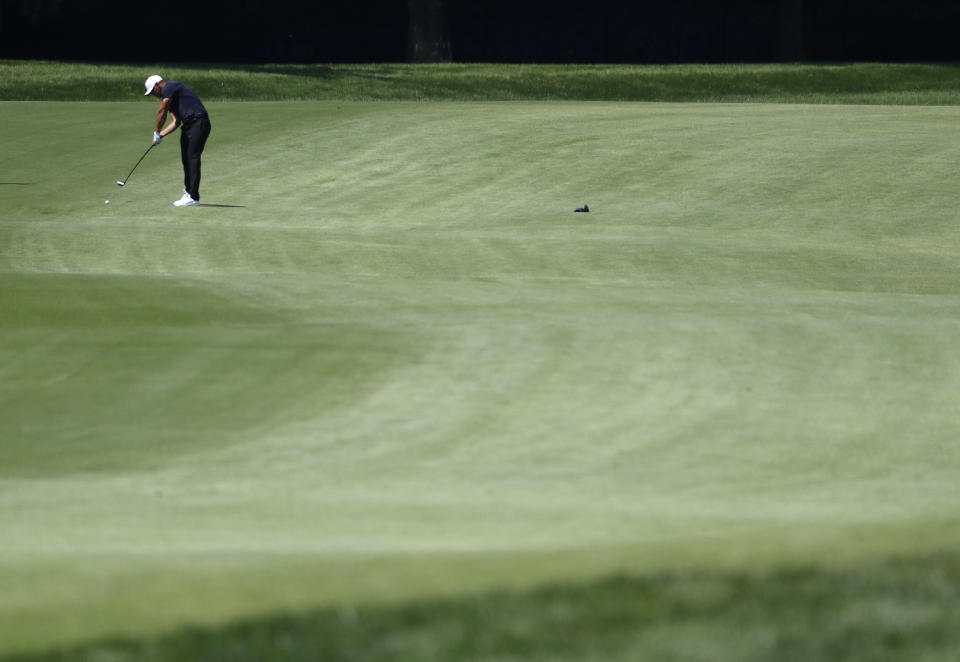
180,130,191,194
185,121,210,201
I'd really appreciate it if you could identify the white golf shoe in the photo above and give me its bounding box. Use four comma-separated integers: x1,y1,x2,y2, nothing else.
173,192,199,207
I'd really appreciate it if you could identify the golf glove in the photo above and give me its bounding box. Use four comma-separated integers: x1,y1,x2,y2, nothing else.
152,131,163,145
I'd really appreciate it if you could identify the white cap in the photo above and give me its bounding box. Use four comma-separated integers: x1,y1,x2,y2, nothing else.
144,74,163,96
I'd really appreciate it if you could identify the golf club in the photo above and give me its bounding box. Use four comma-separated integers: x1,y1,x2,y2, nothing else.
116,144,155,186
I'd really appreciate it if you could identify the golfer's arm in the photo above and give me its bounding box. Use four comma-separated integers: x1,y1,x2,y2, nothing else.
160,112,180,137
155,99,179,136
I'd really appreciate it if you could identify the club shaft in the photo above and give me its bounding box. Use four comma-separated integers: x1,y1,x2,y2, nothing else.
121,144,154,184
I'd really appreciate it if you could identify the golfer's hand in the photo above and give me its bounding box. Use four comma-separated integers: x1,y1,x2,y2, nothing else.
152,131,163,146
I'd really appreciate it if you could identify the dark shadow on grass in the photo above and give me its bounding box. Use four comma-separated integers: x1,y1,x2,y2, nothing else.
198,203,245,208
0,182,32,185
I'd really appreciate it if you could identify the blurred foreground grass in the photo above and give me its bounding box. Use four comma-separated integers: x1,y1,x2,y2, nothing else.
7,552,959,662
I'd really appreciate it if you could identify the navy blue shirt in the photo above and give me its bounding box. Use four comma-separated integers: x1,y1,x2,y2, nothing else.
161,81,208,121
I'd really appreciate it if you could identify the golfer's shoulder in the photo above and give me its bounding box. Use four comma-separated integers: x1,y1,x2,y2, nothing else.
162,81,184,97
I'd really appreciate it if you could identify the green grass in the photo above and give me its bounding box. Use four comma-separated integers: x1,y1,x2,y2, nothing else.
2,60,960,103
9,554,960,662
3,65,960,660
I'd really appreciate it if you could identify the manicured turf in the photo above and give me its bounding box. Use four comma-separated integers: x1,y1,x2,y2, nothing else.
3,79,960,658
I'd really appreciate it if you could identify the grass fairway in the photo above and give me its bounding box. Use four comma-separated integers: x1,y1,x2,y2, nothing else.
3,93,960,659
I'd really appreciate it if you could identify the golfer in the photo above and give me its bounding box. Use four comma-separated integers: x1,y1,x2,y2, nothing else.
144,74,211,207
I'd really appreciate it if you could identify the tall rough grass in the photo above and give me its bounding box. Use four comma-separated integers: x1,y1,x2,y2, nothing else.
2,60,960,103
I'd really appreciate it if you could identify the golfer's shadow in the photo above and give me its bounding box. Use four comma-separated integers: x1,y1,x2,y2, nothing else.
198,203,245,208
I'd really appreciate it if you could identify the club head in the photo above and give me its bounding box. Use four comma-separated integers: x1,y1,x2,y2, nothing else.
116,181,125,187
